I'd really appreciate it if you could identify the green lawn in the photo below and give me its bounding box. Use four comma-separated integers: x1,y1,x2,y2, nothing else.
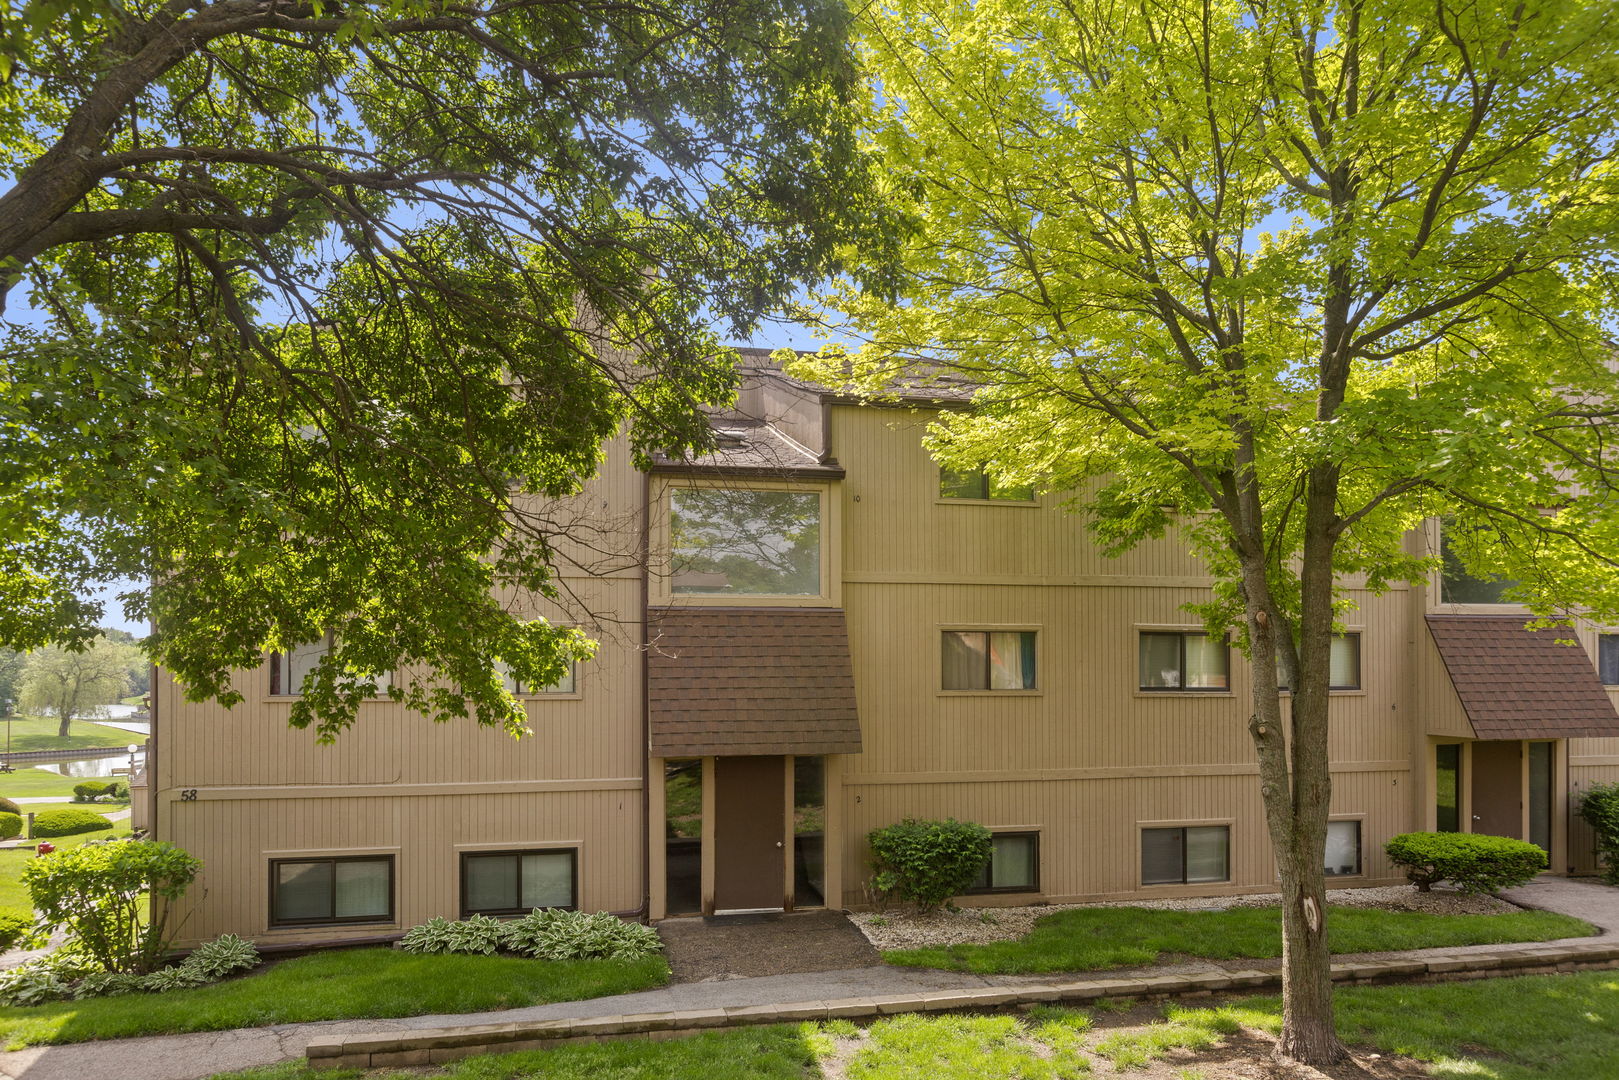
0,947,670,1048
0,822,133,918
207,971,1619,1080
0,768,126,800
882,904,1594,973
0,714,146,754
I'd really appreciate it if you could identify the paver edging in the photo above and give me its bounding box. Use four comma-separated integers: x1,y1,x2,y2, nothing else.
304,942,1619,1068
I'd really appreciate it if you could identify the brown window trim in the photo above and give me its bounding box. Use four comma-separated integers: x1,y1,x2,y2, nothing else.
459,848,580,918
965,830,1040,895
1138,631,1231,693
1140,825,1231,886
269,854,395,928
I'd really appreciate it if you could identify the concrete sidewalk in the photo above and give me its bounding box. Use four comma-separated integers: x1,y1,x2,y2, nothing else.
1,877,1614,1080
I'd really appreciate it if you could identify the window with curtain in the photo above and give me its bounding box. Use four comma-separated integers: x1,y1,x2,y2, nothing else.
1138,632,1229,691
939,466,1034,501
461,849,576,915
1324,821,1361,876
1276,633,1361,691
967,832,1039,893
1141,826,1229,885
942,631,1037,690
270,856,393,925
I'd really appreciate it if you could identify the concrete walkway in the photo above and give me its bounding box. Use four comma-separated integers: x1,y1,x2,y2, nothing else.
1,877,1615,1080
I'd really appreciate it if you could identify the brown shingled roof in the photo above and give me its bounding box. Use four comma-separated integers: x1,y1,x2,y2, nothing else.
1426,615,1619,739
647,607,862,756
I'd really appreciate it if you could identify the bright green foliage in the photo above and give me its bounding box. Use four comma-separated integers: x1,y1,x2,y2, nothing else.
398,916,508,957
0,814,19,841
0,799,17,817
801,1,1619,1055
17,639,136,739
182,934,261,981
501,909,664,962
70,781,109,803
882,904,1589,973
23,839,200,973
0,911,28,951
0,0,901,741
1576,783,1619,885
1384,832,1547,894
28,809,112,838
867,818,993,912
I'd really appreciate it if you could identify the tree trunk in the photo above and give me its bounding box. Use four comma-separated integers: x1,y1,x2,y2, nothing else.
58,711,72,739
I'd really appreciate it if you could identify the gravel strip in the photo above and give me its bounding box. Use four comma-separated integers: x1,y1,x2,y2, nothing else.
850,886,1518,951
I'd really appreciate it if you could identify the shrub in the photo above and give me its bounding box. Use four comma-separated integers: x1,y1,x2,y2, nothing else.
106,780,131,800
182,933,260,979
24,840,202,973
0,797,20,816
1577,782,1619,886
399,915,509,956
31,808,114,837
502,909,663,961
0,812,21,841
0,910,32,951
1384,832,1546,894
0,961,73,1007
867,818,993,912
72,781,111,803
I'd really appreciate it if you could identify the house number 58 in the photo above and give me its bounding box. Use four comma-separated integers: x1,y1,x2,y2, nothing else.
180,789,198,801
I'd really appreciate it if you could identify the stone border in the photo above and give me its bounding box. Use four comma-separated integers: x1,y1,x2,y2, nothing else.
306,940,1619,1069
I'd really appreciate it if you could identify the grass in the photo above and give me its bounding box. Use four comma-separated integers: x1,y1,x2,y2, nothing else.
882,904,1594,973
0,714,146,754
201,971,1619,1080
0,946,670,1048
0,821,131,918
1,767,127,800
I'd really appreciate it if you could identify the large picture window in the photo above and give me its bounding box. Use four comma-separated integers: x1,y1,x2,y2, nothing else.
670,487,821,596
1139,632,1229,691
942,631,1037,691
461,849,577,916
1440,525,1517,604
1141,826,1229,885
967,832,1039,893
270,856,393,926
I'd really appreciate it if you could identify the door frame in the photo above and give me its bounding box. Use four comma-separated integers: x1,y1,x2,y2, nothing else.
1443,738,1566,875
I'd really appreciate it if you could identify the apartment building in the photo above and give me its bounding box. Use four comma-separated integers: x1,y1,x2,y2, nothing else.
142,351,1619,944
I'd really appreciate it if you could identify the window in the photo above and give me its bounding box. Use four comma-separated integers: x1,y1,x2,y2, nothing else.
1324,821,1361,876
967,832,1039,893
1529,742,1554,854
1139,632,1229,691
940,467,1034,502
1277,634,1361,691
1599,634,1619,685
1141,826,1229,885
270,856,393,926
1435,744,1461,833
460,849,577,916
1440,525,1517,603
497,660,577,696
942,631,1037,690
269,633,391,697
670,487,821,596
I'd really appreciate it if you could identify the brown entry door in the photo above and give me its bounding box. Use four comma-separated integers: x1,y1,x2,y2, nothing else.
713,756,785,912
1471,741,1522,839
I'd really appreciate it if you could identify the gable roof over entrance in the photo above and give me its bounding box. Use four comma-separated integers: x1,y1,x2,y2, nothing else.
647,606,862,756
1426,614,1619,739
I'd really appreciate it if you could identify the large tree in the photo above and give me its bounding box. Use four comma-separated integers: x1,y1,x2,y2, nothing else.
18,636,139,737
798,0,1619,1064
0,0,899,738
